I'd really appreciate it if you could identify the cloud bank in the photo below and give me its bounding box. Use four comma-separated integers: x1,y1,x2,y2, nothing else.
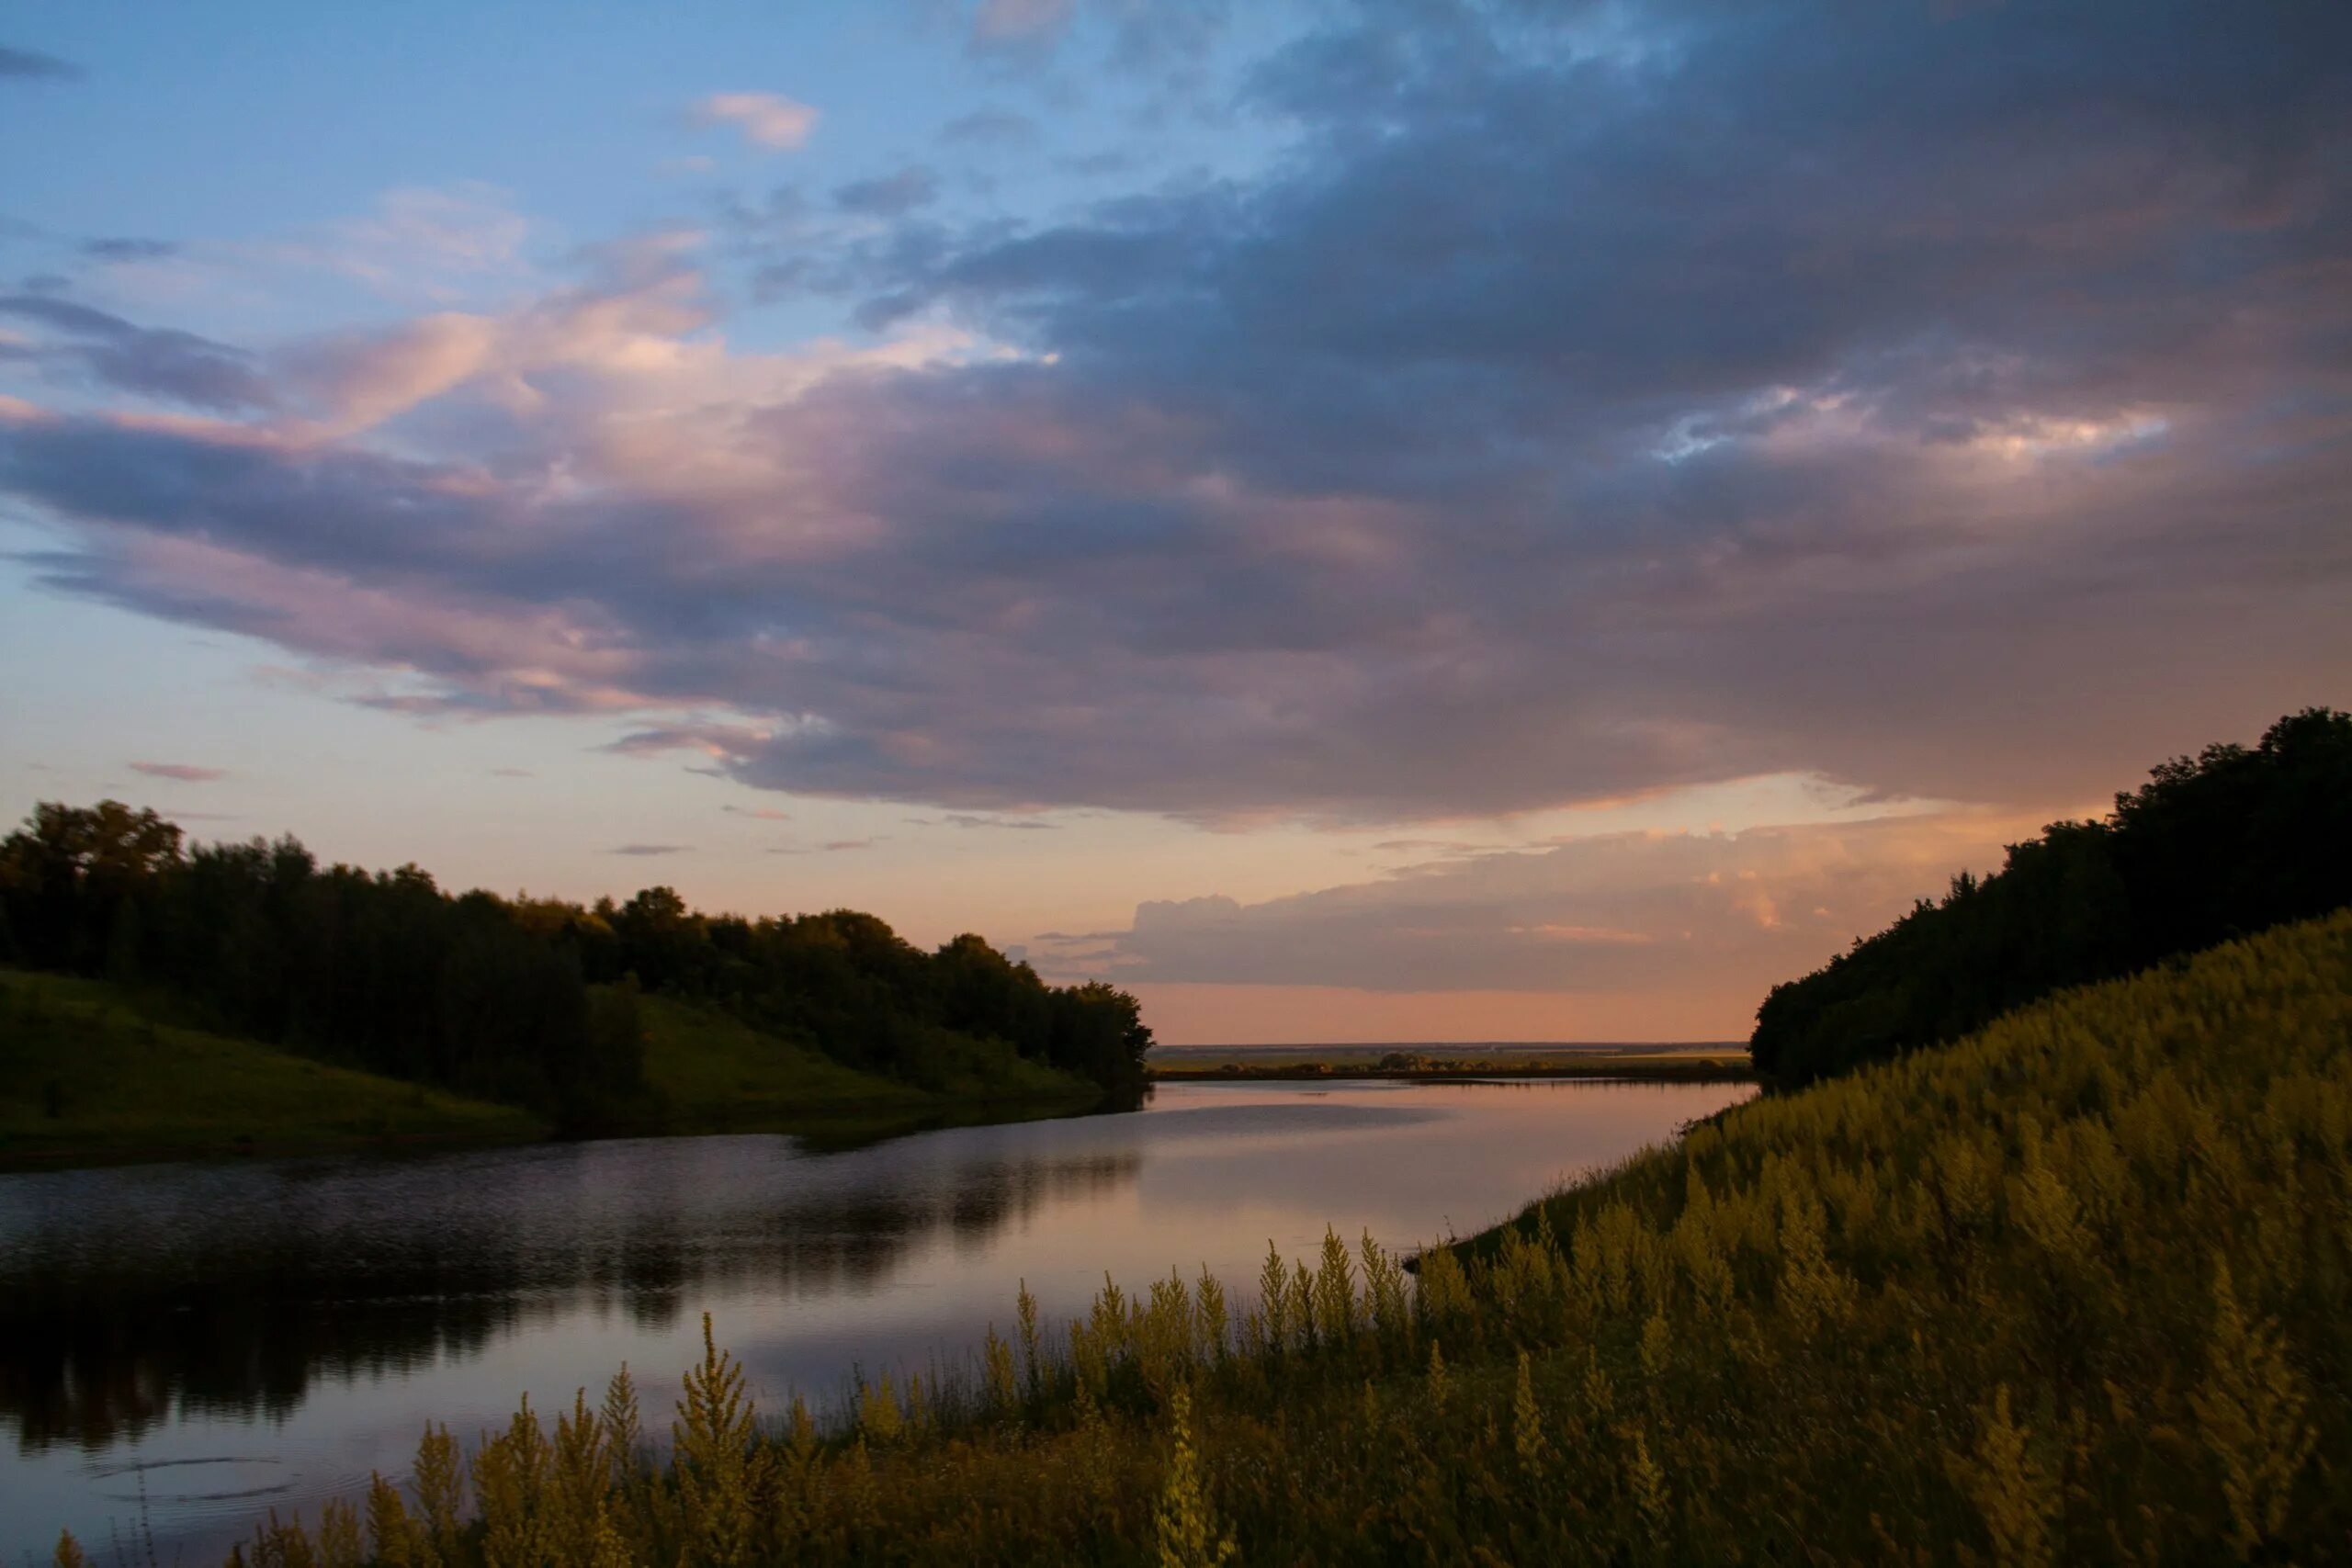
2,0,2346,829
1035,808,2032,999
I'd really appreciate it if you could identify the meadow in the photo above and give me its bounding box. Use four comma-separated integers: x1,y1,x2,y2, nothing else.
71,907,2348,1565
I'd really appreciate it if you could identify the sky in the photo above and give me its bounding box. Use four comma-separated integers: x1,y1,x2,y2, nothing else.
2,1,2346,1043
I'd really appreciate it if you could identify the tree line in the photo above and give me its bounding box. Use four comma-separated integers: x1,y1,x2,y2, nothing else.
1750,705,2352,1086
0,807,1151,1122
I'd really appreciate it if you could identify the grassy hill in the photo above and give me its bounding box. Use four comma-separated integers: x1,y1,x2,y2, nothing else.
632,989,1099,1143
0,970,1106,1170
175,908,2352,1564
0,968,544,1168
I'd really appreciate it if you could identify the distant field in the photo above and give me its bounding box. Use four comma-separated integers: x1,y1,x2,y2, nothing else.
0,967,545,1168
1149,1040,1754,1081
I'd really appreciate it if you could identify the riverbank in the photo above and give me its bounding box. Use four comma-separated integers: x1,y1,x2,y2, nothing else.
0,968,1113,1170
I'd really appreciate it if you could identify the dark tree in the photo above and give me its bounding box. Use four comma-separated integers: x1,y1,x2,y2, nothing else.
1,800,1153,1111
1750,708,2352,1086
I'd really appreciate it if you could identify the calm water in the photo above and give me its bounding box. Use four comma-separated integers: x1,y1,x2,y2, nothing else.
0,1077,1750,1559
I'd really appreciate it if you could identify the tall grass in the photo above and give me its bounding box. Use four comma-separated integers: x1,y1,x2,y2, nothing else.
62,910,2352,1564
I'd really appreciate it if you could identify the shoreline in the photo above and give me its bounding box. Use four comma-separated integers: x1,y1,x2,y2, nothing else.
1149,1055,1754,1085
0,1088,1119,1175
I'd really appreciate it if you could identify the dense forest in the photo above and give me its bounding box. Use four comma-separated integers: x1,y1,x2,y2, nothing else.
0,806,1151,1123
97,908,2352,1565
1751,706,2352,1086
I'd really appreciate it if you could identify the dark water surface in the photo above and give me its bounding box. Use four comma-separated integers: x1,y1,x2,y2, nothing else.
0,1077,1750,1558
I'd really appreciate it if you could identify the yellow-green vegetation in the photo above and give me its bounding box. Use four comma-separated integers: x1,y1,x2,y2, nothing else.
634,990,1096,1137
110,910,2352,1564
0,968,543,1168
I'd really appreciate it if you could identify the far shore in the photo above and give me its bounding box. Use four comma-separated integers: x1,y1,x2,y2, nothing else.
1148,1048,1756,1085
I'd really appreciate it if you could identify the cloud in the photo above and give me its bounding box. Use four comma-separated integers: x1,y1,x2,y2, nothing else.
939,108,1038,147
1,2,2347,830
0,294,274,411
609,843,691,856
0,46,80,81
81,238,178,263
833,166,940,219
722,803,794,820
1031,807,2040,1000
764,836,883,854
605,725,775,761
127,761,226,782
693,92,820,152
967,0,1075,57
960,0,1227,83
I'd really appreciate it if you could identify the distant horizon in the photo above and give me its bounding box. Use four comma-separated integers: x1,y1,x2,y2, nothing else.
1149,1040,1747,1055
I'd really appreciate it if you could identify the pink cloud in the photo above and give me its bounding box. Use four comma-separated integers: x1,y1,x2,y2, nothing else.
692,92,819,152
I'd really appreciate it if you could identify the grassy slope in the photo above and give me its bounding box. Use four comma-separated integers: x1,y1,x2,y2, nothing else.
0,973,1101,1170
633,991,1095,1140
635,989,932,1123
628,990,1102,1147
0,968,543,1167
184,908,2352,1566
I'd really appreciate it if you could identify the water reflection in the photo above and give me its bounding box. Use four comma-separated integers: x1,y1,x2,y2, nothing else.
0,1138,1144,1452
0,1077,1750,1557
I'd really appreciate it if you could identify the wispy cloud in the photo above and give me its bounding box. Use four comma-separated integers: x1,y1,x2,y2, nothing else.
0,46,81,82
0,294,273,410
609,843,691,856
692,92,819,152
81,237,177,262
938,107,1037,147
128,761,226,782
765,837,884,854
833,166,938,219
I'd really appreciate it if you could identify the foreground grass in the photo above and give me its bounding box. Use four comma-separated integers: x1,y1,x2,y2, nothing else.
75,910,2352,1565
0,968,544,1168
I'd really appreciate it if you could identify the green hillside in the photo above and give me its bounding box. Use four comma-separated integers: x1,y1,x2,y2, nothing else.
0,970,1105,1170
0,968,544,1168
175,909,2352,1564
632,988,1097,1140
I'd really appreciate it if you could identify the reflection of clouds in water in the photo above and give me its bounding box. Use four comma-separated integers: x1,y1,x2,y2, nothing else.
0,1136,1144,1451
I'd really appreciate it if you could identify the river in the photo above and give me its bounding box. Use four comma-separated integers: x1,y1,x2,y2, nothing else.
0,1076,1751,1559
